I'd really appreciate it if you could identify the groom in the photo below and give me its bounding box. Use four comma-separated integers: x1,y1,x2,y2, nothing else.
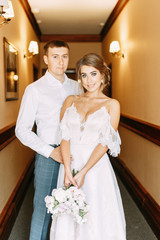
15,40,80,240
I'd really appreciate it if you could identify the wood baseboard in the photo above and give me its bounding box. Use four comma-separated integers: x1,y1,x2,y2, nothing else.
110,156,160,239
0,158,35,240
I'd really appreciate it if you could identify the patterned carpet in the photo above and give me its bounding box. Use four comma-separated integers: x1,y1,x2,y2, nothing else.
8,176,157,240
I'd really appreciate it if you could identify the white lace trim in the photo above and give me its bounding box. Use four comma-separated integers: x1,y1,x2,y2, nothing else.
98,113,121,157
60,105,121,157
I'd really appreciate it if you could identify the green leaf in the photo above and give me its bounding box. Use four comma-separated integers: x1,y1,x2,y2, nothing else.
72,169,79,177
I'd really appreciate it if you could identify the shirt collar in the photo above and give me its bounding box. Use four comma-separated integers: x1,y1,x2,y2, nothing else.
45,70,69,86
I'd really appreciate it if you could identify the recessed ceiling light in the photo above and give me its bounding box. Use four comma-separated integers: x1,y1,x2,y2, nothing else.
31,8,40,14
37,19,42,24
99,22,105,27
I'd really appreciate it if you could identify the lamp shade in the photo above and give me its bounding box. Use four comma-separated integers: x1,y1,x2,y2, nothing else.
0,0,9,8
109,41,120,53
28,41,39,55
3,0,14,18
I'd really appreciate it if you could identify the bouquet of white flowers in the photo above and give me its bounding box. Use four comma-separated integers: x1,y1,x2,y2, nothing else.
45,171,89,224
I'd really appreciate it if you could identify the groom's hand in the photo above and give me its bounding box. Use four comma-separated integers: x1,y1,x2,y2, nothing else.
50,146,63,163
73,169,86,188
64,171,77,187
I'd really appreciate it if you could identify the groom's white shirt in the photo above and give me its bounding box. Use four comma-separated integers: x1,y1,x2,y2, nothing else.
15,70,80,158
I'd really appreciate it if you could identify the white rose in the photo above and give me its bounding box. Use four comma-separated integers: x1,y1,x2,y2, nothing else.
54,188,67,203
65,189,73,199
51,188,57,196
45,196,54,205
47,202,55,214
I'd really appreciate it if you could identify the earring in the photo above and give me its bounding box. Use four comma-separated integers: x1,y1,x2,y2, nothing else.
101,79,104,83
78,79,81,83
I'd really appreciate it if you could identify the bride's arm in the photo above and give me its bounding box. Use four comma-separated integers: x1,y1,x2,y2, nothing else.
61,140,77,187
73,144,108,188
60,96,77,187
74,99,120,188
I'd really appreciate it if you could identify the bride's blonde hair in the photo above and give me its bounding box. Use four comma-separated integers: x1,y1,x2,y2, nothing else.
76,53,110,91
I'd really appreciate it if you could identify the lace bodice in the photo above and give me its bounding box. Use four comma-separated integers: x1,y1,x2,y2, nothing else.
60,103,121,157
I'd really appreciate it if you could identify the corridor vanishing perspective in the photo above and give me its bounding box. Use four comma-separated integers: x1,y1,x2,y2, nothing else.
1,0,160,239
8,176,157,240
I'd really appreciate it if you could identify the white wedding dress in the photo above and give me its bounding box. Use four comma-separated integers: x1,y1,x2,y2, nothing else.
50,103,126,240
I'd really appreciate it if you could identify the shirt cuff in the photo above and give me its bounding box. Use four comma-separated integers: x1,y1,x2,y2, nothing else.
42,145,54,158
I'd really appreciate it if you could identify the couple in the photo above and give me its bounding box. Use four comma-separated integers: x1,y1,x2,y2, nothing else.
16,40,126,240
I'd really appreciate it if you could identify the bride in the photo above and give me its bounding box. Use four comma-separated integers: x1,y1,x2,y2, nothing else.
50,53,126,240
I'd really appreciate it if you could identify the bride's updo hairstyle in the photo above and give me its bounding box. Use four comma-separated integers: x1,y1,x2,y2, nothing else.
76,53,110,91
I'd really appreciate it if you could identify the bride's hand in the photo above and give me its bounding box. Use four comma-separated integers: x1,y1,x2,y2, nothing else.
73,169,86,188
64,170,77,187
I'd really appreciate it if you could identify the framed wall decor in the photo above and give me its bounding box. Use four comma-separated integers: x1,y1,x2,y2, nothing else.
3,37,19,101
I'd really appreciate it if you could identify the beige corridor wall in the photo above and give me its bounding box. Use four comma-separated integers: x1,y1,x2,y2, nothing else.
0,0,40,213
102,0,160,204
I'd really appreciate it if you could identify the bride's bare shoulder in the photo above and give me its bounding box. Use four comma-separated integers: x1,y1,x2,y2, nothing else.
103,98,120,130
104,97,120,113
63,94,81,106
65,95,74,103
60,95,74,120
109,98,120,107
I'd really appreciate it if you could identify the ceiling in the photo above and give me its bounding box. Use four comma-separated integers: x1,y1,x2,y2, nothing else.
27,0,119,35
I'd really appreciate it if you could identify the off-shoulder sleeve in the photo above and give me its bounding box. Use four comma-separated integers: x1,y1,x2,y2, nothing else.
98,119,121,157
60,108,70,141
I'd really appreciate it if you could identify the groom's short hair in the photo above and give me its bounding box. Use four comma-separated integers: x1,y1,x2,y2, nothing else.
44,40,70,56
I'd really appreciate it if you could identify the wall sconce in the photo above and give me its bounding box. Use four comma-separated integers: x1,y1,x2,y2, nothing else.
24,41,39,59
109,41,124,58
0,0,14,25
